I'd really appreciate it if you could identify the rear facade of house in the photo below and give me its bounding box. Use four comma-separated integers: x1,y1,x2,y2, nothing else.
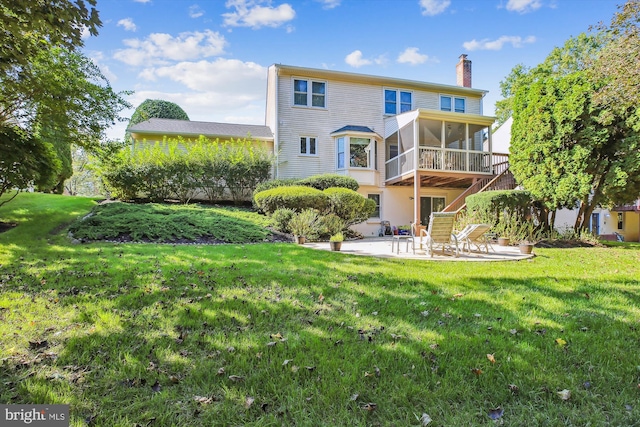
266,58,510,236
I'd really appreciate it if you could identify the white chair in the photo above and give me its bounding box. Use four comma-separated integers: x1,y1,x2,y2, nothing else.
456,224,493,254
419,212,459,257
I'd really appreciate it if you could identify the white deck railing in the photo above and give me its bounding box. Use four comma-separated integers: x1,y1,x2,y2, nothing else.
385,148,506,181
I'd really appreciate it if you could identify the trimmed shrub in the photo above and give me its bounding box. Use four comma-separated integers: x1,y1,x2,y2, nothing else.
465,190,533,224
297,174,359,191
288,209,320,239
324,187,376,227
254,178,300,195
254,186,329,214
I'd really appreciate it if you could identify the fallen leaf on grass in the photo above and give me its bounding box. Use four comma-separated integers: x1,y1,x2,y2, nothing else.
217,368,225,376
266,342,277,347
557,389,571,400
282,359,292,366
488,407,504,420
318,294,324,303
305,366,316,371
470,368,483,376
290,365,299,373
245,396,255,409
150,380,161,393
350,393,359,401
555,338,567,347
194,395,213,404
418,413,432,425
453,293,464,298
487,354,496,364
509,329,518,335
508,384,519,394
270,332,283,340
228,375,244,382
28,340,49,350
361,402,377,411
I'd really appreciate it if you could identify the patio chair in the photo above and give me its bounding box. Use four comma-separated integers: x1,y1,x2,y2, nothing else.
419,212,459,257
456,223,493,254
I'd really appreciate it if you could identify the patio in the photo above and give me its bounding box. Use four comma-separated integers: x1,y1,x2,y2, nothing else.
304,237,534,261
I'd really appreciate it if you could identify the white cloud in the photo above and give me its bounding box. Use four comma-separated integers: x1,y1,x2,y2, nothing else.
397,47,428,65
419,0,451,16
223,0,296,29
89,51,118,83
462,35,536,51
81,26,91,39
117,18,137,32
506,0,542,13
133,0,151,3
189,5,204,18
113,30,227,66
345,50,372,68
139,58,266,94
316,0,341,9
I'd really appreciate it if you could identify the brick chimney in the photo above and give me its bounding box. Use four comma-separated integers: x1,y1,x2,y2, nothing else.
456,54,471,88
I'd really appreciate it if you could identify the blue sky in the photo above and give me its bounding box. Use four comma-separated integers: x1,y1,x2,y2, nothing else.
83,0,621,140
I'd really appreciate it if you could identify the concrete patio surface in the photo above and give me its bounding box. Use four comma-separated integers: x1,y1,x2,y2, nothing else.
303,237,535,261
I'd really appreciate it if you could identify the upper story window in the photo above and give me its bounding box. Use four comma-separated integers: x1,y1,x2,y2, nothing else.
440,95,465,113
385,89,412,115
294,79,326,108
300,136,317,155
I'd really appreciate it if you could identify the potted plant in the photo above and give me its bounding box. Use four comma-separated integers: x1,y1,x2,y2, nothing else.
329,232,344,251
498,236,510,246
288,209,319,244
516,221,539,254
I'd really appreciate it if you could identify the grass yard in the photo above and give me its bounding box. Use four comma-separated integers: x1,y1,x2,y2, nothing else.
1,193,640,426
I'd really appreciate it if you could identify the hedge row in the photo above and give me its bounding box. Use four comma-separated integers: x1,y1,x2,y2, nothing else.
253,173,359,196
99,137,273,203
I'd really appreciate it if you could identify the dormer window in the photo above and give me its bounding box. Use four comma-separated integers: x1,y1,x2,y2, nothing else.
294,78,326,108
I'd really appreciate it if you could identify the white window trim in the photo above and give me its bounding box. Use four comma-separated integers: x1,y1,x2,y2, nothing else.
292,77,327,109
383,88,413,115
439,94,466,113
367,193,382,220
334,134,378,170
299,136,318,157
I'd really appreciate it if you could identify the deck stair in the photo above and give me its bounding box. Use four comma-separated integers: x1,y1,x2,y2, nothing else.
442,160,516,214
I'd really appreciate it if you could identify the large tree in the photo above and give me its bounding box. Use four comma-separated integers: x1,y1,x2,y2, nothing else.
502,33,640,231
0,0,100,76
126,99,190,142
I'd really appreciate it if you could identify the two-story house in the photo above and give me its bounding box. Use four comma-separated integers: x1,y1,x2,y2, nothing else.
129,56,512,236
265,56,509,236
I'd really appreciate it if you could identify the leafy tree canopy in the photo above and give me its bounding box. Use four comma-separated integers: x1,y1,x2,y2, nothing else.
506,32,640,231
0,0,100,76
129,99,190,127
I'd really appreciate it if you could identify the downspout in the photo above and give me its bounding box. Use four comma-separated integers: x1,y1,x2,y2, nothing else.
273,66,280,178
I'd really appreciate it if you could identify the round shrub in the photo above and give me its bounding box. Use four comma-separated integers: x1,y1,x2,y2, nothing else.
297,174,359,191
254,178,300,195
254,185,329,214
323,187,375,227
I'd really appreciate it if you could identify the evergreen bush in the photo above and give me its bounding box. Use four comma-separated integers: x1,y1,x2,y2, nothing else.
253,186,329,214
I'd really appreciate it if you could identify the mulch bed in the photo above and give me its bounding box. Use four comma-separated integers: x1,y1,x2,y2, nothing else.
535,239,602,248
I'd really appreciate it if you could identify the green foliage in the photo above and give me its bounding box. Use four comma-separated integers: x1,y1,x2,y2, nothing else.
253,178,299,197
98,137,273,204
329,231,344,242
68,202,272,243
296,173,359,191
64,146,103,196
253,186,329,214
287,208,320,238
0,0,100,76
465,190,533,224
126,99,190,141
0,125,60,206
270,208,295,233
323,187,376,227
503,32,640,230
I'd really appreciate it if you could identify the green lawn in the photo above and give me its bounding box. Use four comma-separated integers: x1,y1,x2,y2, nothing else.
1,193,640,426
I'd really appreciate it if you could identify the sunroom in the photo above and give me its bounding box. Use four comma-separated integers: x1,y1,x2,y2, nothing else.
384,109,505,188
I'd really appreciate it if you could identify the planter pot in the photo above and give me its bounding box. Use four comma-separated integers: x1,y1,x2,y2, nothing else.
329,241,342,251
498,237,510,246
518,243,534,254
295,235,306,245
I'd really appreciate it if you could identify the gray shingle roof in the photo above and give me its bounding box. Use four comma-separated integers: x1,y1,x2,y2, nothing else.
128,118,273,140
331,125,376,134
